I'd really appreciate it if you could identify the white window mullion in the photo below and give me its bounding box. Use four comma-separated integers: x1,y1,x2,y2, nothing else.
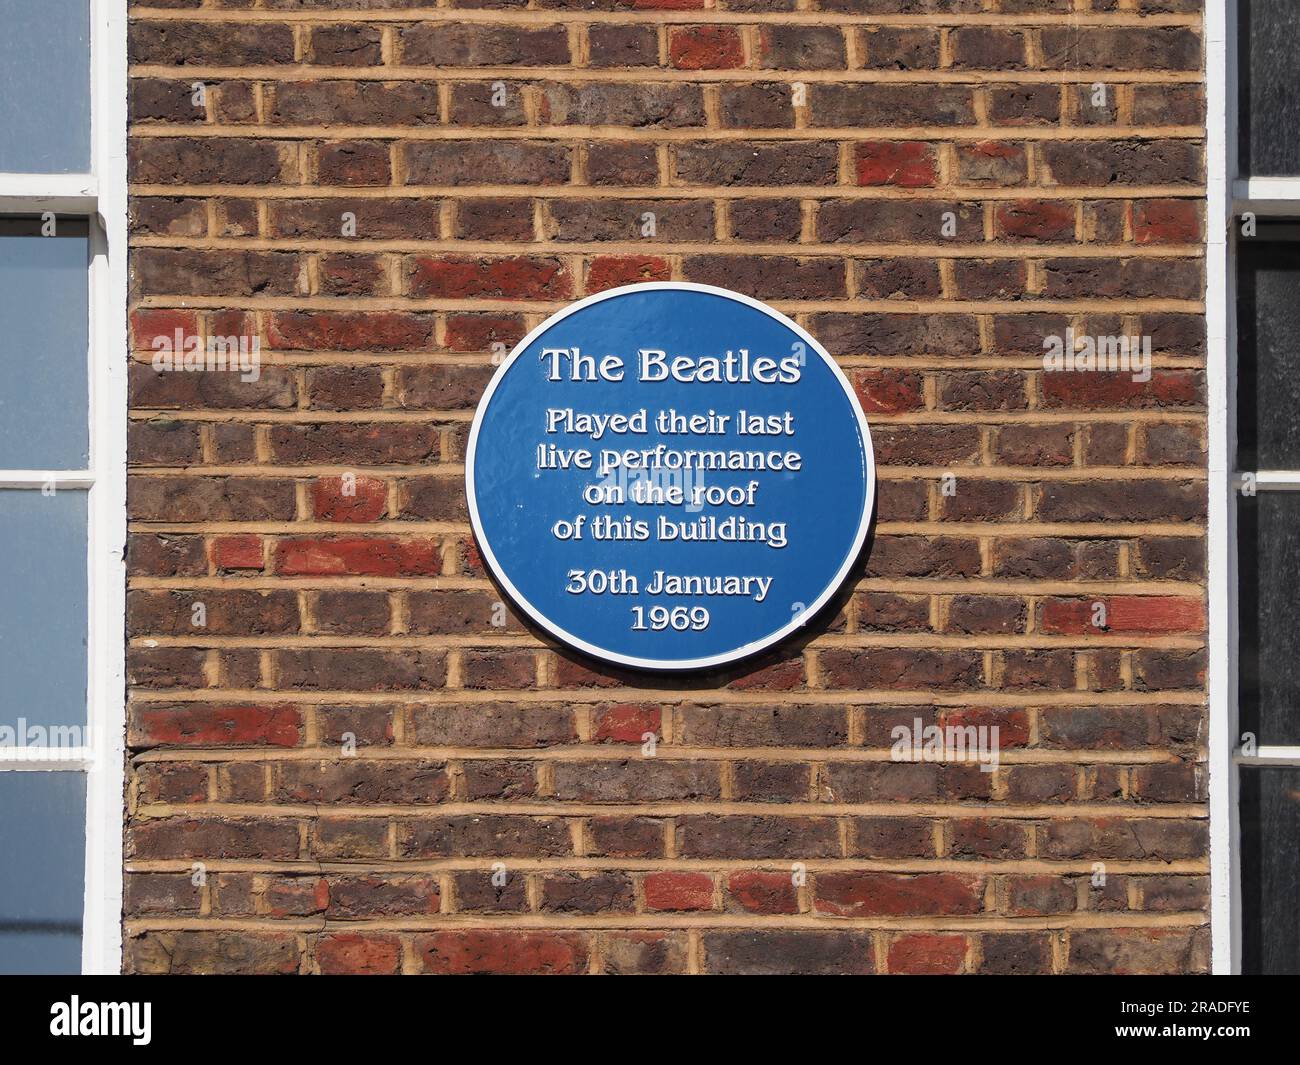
1206,0,1237,977
1233,470,1300,491
0,750,94,772
0,173,97,215
1236,747,1300,766
80,0,127,978
0,472,95,489
1222,0,1300,975
1233,178,1300,216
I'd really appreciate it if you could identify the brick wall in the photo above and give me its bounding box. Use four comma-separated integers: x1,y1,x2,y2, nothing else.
123,0,1210,975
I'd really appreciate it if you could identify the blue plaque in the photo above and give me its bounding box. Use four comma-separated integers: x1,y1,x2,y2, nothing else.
466,283,875,670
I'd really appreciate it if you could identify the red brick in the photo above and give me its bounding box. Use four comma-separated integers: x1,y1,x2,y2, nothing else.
131,704,302,749
268,311,436,351
130,308,199,348
815,872,984,917
444,313,526,352
211,535,263,571
274,538,442,577
852,368,924,415
416,931,588,975
643,871,715,911
727,871,799,915
316,934,402,975
407,256,573,300
1039,370,1203,410
888,933,967,974
855,142,937,187
592,703,661,744
586,255,671,293
725,655,806,691
1039,595,1206,635
669,27,744,70
1134,199,1200,244
312,475,387,523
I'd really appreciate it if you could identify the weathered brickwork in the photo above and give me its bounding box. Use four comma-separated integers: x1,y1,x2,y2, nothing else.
125,0,1209,975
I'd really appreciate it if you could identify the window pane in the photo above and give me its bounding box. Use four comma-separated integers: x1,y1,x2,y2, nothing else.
0,219,89,468
1238,491,1300,746
0,0,90,173
0,490,87,732
1239,0,1300,176
1236,230,1300,470
1237,494,1300,749
0,772,85,974
1240,766,1300,974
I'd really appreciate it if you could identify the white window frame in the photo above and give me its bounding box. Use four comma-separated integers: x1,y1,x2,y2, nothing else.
1205,0,1235,976
0,0,127,974
1208,0,1300,974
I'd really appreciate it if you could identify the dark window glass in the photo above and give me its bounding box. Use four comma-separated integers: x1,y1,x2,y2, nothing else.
1241,766,1300,974
1239,0,1300,176
1238,492,1300,746
1236,229,1300,469
0,772,85,974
